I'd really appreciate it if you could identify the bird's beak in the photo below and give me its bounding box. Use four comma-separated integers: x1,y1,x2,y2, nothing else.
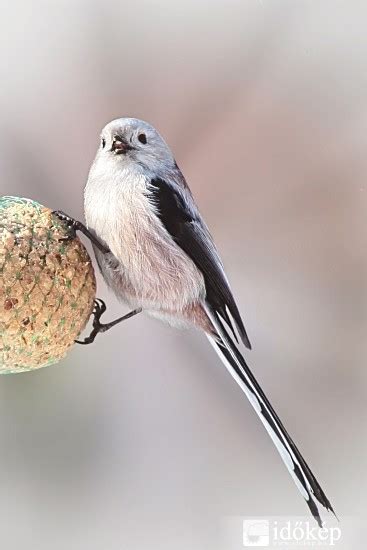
111,137,132,155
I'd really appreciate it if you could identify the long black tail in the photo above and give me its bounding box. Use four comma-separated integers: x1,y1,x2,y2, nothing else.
204,304,335,527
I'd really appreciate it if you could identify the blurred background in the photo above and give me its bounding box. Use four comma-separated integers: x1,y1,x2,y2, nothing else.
0,1,366,548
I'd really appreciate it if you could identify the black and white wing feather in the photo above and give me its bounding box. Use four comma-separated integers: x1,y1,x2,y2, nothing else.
148,176,251,348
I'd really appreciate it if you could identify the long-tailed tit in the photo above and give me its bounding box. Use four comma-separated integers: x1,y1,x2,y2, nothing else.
54,117,335,526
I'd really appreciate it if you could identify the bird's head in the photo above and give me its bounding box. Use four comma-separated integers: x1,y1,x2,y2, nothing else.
95,118,176,173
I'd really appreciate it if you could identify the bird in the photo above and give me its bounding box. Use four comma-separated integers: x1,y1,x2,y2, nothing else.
54,117,335,526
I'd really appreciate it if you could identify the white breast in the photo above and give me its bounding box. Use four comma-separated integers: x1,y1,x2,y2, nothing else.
84,158,205,313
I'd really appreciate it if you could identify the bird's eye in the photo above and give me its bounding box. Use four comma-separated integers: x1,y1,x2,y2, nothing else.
101,137,106,149
138,133,147,144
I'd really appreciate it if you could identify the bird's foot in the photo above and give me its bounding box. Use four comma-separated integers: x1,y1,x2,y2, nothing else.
76,299,107,345
75,299,142,345
52,210,109,253
52,210,78,242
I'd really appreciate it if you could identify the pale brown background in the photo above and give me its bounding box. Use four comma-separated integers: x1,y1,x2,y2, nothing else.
0,1,366,548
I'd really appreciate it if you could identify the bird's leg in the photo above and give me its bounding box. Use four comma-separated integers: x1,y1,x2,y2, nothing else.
76,299,142,345
52,210,109,254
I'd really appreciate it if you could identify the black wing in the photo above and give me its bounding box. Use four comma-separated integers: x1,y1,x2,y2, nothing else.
148,177,251,349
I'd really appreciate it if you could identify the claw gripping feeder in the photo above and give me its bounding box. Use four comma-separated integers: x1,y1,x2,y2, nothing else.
0,197,96,373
